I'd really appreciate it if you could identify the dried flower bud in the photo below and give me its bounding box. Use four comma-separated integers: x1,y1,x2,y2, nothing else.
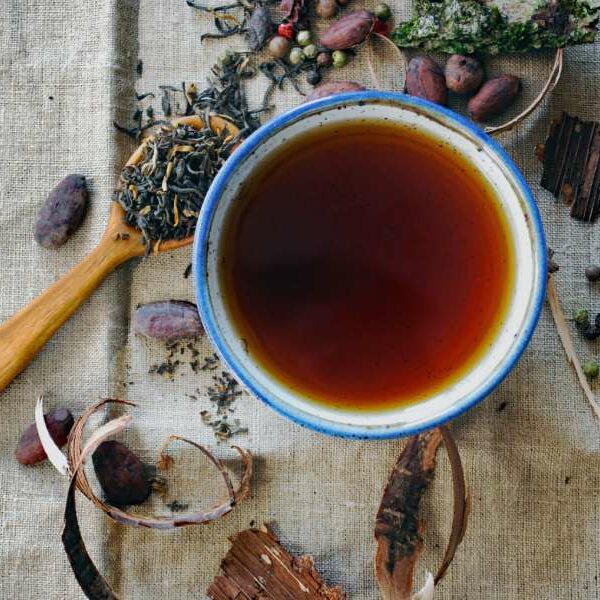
574,308,590,328
332,50,348,68
289,47,305,65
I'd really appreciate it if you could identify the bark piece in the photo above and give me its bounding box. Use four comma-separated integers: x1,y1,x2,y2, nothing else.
540,112,600,222
207,526,346,599
375,429,442,600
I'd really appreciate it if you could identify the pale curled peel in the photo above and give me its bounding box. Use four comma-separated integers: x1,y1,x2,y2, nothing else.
66,398,253,528
35,394,70,476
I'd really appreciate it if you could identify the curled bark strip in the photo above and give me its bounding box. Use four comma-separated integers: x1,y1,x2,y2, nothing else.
207,525,346,599
435,426,469,584
375,427,468,599
34,394,71,476
67,399,253,529
375,429,442,600
547,276,600,420
63,416,133,600
486,48,563,136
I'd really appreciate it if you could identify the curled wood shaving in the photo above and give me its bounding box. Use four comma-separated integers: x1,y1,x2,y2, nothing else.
374,427,468,600
547,275,600,420
63,416,133,600
35,394,70,476
207,525,346,599
66,398,253,528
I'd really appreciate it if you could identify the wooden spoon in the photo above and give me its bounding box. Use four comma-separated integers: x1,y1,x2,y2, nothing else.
0,115,239,392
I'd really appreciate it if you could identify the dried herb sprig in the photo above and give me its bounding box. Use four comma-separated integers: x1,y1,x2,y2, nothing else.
114,122,235,251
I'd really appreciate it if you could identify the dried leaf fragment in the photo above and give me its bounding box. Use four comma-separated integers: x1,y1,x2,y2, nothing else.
207,525,346,599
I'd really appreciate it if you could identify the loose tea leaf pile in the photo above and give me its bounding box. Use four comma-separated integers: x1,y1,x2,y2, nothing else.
114,122,236,250
392,0,599,55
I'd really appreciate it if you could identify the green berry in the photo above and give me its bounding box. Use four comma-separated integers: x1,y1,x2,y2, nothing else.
332,50,348,68
289,47,305,65
583,360,599,379
374,2,391,21
303,44,319,60
296,30,312,47
574,308,590,328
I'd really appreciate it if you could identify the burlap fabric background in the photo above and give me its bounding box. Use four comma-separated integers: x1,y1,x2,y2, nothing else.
0,1,599,598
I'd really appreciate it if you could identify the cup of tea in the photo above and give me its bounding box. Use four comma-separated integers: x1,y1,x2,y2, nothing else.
193,91,546,438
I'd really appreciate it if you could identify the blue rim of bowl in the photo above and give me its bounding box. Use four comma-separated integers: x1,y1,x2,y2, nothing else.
194,90,547,440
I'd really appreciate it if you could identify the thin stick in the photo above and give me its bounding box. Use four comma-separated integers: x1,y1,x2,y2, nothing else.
487,48,563,136
547,275,600,420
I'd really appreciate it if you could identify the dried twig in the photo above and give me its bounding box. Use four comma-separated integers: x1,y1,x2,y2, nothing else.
547,275,600,420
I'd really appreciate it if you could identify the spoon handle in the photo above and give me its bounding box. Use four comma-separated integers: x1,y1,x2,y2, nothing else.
0,237,135,392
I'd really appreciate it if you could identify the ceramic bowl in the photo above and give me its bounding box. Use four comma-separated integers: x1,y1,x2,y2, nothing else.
193,91,546,439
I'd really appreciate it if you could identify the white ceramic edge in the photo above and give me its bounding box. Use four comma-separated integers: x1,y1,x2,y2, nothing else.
194,91,547,439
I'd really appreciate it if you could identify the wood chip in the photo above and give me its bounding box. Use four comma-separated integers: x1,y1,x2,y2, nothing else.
540,112,600,222
207,526,346,599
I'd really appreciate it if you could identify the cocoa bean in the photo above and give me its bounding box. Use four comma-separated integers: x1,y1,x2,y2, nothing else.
15,407,74,465
316,0,338,18
320,10,375,50
133,300,203,342
405,55,448,106
306,81,366,101
92,440,153,506
467,75,521,122
34,174,89,248
445,54,484,95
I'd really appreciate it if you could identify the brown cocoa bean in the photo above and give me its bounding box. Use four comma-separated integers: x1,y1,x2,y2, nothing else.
445,54,484,95
405,56,448,106
320,10,375,50
34,174,89,248
15,407,74,465
306,81,366,101
92,440,153,506
467,75,521,122
316,0,338,18
133,300,203,342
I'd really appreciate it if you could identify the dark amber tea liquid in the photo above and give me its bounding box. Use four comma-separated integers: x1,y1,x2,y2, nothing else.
220,120,514,411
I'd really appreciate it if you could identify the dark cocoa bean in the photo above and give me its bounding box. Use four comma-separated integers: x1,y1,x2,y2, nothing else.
445,54,484,95
34,174,89,248
92,440,153,506
133,300,203,342
405,55,448,106
316,0,338,18
306,81,366,101
320,10,375,50
467,75,521,122
15,407,74,465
